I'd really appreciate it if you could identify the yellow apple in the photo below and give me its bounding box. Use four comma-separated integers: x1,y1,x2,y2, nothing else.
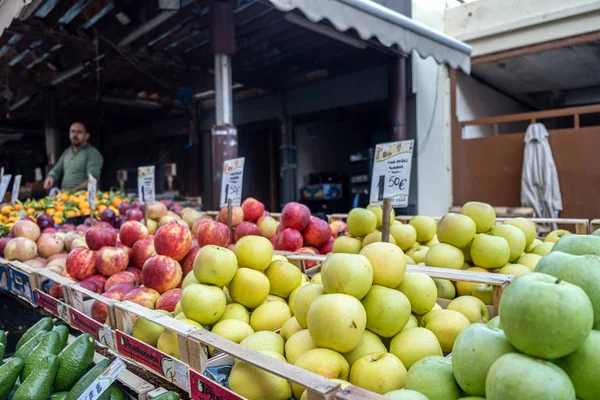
240,331,285,355
288,286,302,316
409,216,437,242
423,235,439,247
349,352,407,394
229,350,292,400
332,236,363,254
517,253,542,271
342,330,387,367
544,229,570,243
421,310,471,352
132,310,171,347
397,273,437,315
367,204,395,228
362,231,397,247
437,213,477,248
265,260,302,298
470,234,510,269
526,238,543,253
531,242,554,256
347,208,377,237
182,271,199,288
447,296,489,323
234,235,273,271
174,302,183,315
460,201,496,233
498,264,531,277
424,243,464,269
294,284,326,328
310,273,322,284
472,284,493,305
263,295,287,304
402,315,419,331
433,278,456,300
490,225,526,262
250,302,292,331
405,255,416,264
503,217,537,248
157,318,203,359
390,327,442,370
293,348,349,399
390,223,417,251
228,267,270,309
280,316,303,342
285,329,318,364
360,242,406,288
271,254,288,262
405,246,429,264
320,254,373,299
456,267,489,296
193,245,238,287
181,283,226,325
362,285,411,338
211,319,254,346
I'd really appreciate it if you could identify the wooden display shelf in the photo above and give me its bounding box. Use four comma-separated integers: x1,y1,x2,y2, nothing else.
588,219,599,233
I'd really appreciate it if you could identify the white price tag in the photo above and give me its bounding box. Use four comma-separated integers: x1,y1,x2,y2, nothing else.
137,166,155,205
11,175,21,205
77,358,126,400
369,140,414,208
220,158,245,208
0,175,11,202
88,175,97,213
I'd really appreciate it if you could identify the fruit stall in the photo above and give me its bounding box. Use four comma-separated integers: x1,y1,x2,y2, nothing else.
0,195,599,400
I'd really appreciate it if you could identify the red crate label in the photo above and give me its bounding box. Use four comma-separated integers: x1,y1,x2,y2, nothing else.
189,369,242,400
69,308,103,340
36,290,59,315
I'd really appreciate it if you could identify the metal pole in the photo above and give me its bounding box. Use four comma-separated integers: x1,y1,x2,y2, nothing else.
389,57,407,141
215,53,233,125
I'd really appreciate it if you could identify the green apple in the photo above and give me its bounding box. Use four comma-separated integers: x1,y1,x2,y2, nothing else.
383,390,428,400
307,293,366,353
498,263,530,277
234,235,273,271
280,316,303,342
193,245,238,287
390,223,417,251
263,294,287,304
486,353,575,400
499,272,593,359
292,348,349,399
349,352,407,394
404,356,461,400
423,235,439,247
489,225,526,262
240,331,285,355
503,218,536,248
264,260,302,298
536,251,600,329
530,242,553,256
405,255,416,264
174,312,187,320
447,296,489,323
342,330,387,367
552,234,600,256
456,267,489,296
405,246,429,264
421,310,471,352
437,213,476,248
471,284,493,306
211,319,254,348
362,285,411,338
433,278,456,300
182,271,199,288
544,229,571,243
332,236,363,254
132,310,171,347
470,234,510,269
397,272,437,315
229,350,292,400
310,272,322,284
360,242,406,288
452,324,516,396
488,316,501,329
390,327,442,370
250,301,291,332
362,231,397,247
555,330,600,400
181,283,226,325
525,238,542,253
409,216,437,243
460,201,496,233
367,204,395,228
288,286,302,316
424,243,464,269
228,267,270,309
320,253,373,299
461,241,472,263
284,329,318,364
157,318,202,359
347,208,377,237
294,284,326,328
215,303,249,324
517,253,541,271
402,315,419,331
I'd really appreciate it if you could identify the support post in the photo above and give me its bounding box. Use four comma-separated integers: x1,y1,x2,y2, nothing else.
43,90,60,172
389,57,407,141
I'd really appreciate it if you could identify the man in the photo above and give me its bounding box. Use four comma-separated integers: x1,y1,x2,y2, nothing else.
43,122,104,190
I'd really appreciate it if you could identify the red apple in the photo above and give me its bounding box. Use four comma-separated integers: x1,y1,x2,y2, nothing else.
146,202,168,220
131,238,156,268
218,206,244,227
12,218,41,241
330,221,348,237
0,237,11,257
281,202,311,231
154,221,192,261
66,247,97,280
99,208,116,224
113,216,126,229
47,252,68,262
141,255,183,293
85,225,117,251
155,288,182,312
196,220,230,247
233,221,259,242
104,271,136,291
241,198,265,222
24,259,46,268
115,241,133,260
37,233,65,259
124,287,160,309
191,217,212,238
43,228,57,234
257,216,279,239
227,244,236,251
181,246,200,276
295,247,320,268
125,267,142,285
96,246,129,276
78,281,101,294
107,282,136,297
320,238,334,255
70,236,88,250
82,274,108,291
36,213,54,230
273,228,303,251
76,224,91,233
49,282,64,298
91,291,123,323
126,208,144,222
263,210,271,217
118,201,132,215
302,218,332,248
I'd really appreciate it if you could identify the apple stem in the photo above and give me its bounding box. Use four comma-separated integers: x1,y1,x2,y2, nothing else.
555,278,562,284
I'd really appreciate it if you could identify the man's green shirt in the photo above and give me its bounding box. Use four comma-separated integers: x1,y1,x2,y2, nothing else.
49,145,104,189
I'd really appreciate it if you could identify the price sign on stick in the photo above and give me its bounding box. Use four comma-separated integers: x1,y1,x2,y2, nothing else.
11,175,21,206
77,358,126,400
369,140,414,208
220,158,245,208
0,175,12,202
138,166,155,205
88,175,97,214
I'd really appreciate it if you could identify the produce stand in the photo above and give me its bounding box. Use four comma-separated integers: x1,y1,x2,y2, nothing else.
591,219,600,233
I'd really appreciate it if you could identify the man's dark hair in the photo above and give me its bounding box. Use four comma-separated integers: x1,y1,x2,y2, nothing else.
71,121,88,133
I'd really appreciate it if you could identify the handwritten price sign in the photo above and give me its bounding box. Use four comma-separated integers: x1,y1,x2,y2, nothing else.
220,158,245,208
369,140,414,208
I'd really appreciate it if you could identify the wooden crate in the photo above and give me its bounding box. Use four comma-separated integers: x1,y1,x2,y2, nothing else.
449,206,534,218
334,386,389,400
590,219,600,233
3,260,39,305
0,257,12,293
113,301,201,391
494,217,589,236
33,268,73,322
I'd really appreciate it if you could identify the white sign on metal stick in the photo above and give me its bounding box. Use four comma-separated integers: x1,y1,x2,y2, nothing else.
220,158,245,208
369,140,414,208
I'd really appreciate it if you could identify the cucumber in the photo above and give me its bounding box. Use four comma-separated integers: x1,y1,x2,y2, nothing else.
48,392,69,400
13,354,59,400
21,331,61,381
54,334,94,391
109,386,127,400
0,358,24,400
15,318,53,351
66,359,111,400
12,332,45,361
0,331,7,348
152,392,181,400
52,325,69,350
0,343,4,362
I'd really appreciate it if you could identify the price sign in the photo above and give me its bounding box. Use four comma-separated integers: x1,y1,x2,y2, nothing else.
0,174,11,202
77,358,126,400
138,166,155,205
369,140,414,208
87,175,97,213
11,175,21,205
220,158,245,208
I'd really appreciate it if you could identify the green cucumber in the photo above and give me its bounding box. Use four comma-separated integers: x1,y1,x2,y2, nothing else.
15,318,53,351
13,354,59,400
0,343,4,362
66,359,111,400
54,334,94,391
152,392,181,400
52,325,69,350
109,386,127,400
12,332,45,361
48,392,69,400
0,331,7,348
21,331,61,381
0,358,24,400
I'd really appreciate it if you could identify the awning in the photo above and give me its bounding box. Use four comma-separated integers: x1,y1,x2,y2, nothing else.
0,0,32,38
268,0,472,73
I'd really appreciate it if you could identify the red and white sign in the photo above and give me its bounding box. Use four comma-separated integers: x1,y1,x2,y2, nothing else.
189,369,242,400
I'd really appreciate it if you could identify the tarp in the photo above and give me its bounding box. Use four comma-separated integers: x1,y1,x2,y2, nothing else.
267,0,472,73
0,0,31,38
521,123,563,226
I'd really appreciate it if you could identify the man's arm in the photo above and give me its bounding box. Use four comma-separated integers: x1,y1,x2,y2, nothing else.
67,180,89,191
48,151,65,181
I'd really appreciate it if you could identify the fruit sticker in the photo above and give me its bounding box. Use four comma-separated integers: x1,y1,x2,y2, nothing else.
370,140,414,208
220,158,245,208
138,166,156,205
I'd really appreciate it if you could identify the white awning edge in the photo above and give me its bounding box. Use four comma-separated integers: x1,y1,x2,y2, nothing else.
0,0,32,39
268,0,472,73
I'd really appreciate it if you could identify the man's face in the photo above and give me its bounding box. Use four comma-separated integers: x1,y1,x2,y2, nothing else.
69,123,89,148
